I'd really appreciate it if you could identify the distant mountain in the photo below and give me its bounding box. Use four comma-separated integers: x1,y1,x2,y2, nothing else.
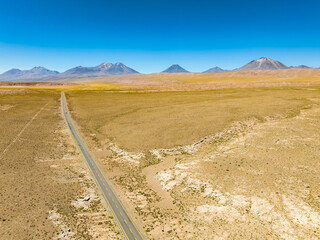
0,62,139,81
63,66,97,75
162,64,189,73
289,65,310,69
203,67,227,73
99,62,139,75
1,68,22,77
62,62,139,76
237,57,288,71
0,67,59,81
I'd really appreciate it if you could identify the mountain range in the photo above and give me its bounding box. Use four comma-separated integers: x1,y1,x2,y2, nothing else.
162,58,318,73
289,65,315,69
0,58,319,81
0,67,59,81
62,62,139,76
0,62,139,81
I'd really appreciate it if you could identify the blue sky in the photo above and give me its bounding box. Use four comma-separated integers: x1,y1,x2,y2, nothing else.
0,0,320,73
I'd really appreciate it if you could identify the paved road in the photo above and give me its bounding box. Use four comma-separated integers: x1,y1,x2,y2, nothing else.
61,92,146,240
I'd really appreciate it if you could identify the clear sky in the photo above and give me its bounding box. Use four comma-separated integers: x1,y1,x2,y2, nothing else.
0,0,320,73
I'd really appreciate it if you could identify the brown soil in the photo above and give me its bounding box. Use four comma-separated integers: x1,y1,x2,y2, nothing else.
142,157,176,209
0,90,120,240
66,86,320,239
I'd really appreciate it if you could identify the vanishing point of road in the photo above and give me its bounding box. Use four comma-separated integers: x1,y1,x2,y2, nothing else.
61,92,146,240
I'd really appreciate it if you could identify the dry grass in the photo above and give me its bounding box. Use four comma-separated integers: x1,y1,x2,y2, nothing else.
64,85,320,239
65,69,320,91
66,87,319,152
1,69,320,92
154,100,320,239
0,90,78,239
0,89,120,240
2,70,320,239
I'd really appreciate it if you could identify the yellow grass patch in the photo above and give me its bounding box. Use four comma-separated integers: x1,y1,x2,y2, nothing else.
66,87,320,152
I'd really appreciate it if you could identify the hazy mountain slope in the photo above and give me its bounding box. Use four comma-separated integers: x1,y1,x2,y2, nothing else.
0,67,59,81
62,62,139,76
203,67,227,73
162,64,189,73
0,62,139,81
289,65,310,69
62,66,98,75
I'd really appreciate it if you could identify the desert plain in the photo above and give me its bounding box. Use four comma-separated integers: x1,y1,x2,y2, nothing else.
1,69,320,239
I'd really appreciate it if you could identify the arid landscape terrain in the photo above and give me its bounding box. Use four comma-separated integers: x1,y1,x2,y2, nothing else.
1,70,320,239
0,89,121,239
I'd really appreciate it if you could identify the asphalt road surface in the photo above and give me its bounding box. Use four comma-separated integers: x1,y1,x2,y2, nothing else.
61,92,146,240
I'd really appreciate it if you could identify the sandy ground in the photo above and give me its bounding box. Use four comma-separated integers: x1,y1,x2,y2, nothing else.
67,87,320,239
2,78,320,239
0,90,121,240
142,157,176,209
153,99,320,239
